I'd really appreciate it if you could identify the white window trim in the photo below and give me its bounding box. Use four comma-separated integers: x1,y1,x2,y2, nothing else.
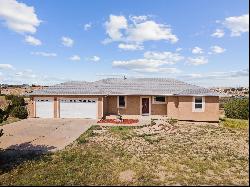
152,96,167,104
192,96,205,112
117,96,127,109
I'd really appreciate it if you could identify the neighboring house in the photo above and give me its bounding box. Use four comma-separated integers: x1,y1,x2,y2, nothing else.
29,78,220,122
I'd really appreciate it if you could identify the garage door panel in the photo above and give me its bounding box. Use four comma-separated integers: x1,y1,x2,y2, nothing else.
60,99,97,119
35,98,53,118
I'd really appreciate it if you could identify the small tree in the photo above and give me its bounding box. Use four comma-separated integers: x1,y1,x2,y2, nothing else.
11,96,25,106
224,98,249,120
3,95,27,120
11,106,28,119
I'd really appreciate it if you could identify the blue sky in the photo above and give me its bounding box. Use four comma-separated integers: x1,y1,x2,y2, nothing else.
0,0,249,87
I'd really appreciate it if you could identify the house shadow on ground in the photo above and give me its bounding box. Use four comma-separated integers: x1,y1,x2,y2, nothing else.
0,142,56,174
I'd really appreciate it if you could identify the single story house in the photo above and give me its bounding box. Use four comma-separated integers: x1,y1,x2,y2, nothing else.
29,78,220,122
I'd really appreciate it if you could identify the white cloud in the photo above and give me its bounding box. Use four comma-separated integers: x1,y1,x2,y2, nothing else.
69,55,80,61
181,68,249,80
187,56,208,65
88,56,100,62
223,14,249,36
15,71,36,78
178,68,249,87
144,51,184,62
210,45,226,54
132,67,181,73
113,59,181,72
31,51,57,57
118,43,144,51
176,48,182,52
61,36,74,47
84,23,92,31
129,15,148,24
113,59,167,69
192,47,203,54
211,29,225,38
2,70,69,85
112,51,183,73
104,15,178,45
127,20,178,43
0,64,14,70
25,35,41,46
0,0,41,34
104,15,128,42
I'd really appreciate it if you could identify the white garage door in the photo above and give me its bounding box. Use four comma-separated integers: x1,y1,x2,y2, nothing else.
35,98,54,118
60,98,98,119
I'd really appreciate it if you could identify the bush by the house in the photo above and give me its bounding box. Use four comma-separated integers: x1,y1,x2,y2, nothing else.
219,97,231,109
166,118,178,125
224,98,249,120
11,106,28,119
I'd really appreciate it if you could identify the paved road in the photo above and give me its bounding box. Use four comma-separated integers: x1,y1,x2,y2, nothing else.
0,118,95,152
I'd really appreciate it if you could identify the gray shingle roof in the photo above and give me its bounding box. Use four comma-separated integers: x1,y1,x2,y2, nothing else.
29,78,220,96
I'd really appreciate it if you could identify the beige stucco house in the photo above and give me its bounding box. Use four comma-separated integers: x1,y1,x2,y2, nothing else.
29,78,220,122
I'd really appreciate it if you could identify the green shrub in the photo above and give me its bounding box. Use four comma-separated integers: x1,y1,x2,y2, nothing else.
5,95,25,106
11,106,28,119
3,95,26,120
224,98,249,120
220,118,248,129
167,118,178,125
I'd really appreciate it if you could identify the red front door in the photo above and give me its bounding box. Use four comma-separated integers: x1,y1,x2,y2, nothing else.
142,98,149,115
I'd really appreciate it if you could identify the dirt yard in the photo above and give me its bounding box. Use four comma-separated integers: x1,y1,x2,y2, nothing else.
0,118,249,185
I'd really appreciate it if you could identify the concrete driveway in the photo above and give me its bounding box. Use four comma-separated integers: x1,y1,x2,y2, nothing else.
0,118,95,152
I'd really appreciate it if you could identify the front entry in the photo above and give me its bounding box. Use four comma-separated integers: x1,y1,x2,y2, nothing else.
141,97,150,115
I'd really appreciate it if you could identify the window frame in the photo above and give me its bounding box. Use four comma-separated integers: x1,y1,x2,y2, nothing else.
192,96,205,112
152,96,167,104
117,96,127,108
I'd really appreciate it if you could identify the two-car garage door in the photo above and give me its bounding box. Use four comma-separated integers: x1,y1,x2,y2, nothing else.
60,99,97,118
35,98,98,119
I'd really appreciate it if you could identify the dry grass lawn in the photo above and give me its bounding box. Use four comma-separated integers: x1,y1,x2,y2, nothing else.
0,118,249,185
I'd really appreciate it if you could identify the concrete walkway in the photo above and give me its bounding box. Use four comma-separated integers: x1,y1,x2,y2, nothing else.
0,118,95,152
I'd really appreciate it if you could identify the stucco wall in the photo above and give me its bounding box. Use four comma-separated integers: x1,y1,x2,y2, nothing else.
167,96,179,119
106,96,168,116
103,96,108,116
151,103,167,115
27,99,35,118
167,96,219,121
106,96,141,115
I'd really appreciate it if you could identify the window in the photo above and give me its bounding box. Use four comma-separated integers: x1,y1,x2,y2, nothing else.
117,96,126,108
153,96,166,104
193,96,205,112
